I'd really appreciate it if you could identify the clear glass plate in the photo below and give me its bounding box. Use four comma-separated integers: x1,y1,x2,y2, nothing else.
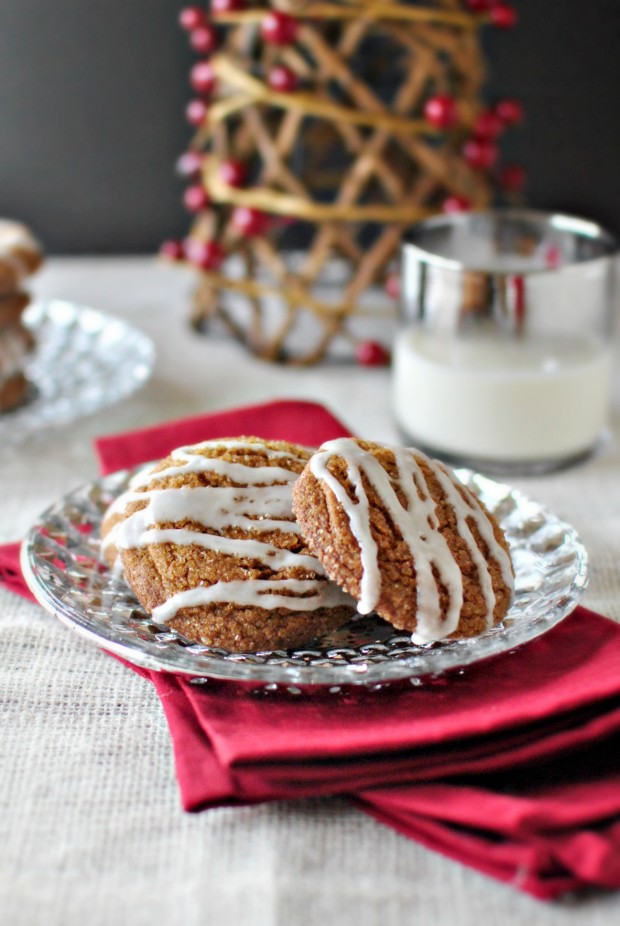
20,466,589,687
0,300,155,446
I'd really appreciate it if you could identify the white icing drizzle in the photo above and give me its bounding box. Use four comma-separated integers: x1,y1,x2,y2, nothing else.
153,578,348,622
431,461,512,630
436,460,513,593
309,438,513,643
125,527,322,573
103,484,300,544
132,456,300,489
107,439,351,620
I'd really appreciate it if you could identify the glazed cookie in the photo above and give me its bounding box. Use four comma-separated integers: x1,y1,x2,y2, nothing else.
101,436,356,652
0,219,43,295
292,438,514,644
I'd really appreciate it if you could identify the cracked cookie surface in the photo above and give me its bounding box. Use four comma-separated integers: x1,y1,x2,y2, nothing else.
292,438,514,643
101,436,355,652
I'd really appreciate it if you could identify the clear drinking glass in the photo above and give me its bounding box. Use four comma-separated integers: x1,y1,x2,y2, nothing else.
393,209,618,474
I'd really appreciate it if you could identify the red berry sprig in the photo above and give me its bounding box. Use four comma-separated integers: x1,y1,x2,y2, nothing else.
176,150,203,178
219,159,248,187
231,207,269,237
442,194,472,213
189,23,219,55
464,0,518,26
186,99,209,127
472,108,504,139
160,239,185,261
493,98,524,127
498,163,526,192
190,61,216,95
490,3,518,28
424,94,458,130
464,0,492,11
179,7,207,31
211,0,245,12
462,136,498,171
355,341,391,367
185,238,226,270
267,65,299,93
260,11,299,46
183,184,211,212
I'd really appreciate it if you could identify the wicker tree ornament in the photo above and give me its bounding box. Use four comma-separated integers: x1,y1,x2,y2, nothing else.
169,0,520,364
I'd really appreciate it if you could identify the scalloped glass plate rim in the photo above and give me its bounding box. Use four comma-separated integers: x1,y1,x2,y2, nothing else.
0,299,155,445
21,466,589,686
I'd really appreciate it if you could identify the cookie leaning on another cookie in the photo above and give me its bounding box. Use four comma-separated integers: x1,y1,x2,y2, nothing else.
101,436,356,652
292,438,514,644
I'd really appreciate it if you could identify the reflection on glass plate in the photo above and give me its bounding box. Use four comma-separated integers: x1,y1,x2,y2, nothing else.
21,467,589,687
0,300,155,446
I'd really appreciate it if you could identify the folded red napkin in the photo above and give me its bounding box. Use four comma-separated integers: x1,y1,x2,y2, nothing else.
4,398,620,901
94,398,352,475
0,542,37,602
136,609,618,799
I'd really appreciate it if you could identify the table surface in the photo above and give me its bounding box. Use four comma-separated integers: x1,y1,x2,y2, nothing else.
2,256,620,926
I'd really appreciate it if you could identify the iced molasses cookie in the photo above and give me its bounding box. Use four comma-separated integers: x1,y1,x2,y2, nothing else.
101,436,355,652
292,438,514,644
0,220,43,295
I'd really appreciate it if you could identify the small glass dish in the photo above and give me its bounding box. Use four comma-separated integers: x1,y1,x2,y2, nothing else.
21,466,589,688
0,300,155,446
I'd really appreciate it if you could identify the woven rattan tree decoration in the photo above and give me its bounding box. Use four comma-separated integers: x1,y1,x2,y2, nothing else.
164,0,522,364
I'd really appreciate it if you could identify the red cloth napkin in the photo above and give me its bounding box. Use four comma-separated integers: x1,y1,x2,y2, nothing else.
94,398,352,475
0,542,37,602
4,398,620,900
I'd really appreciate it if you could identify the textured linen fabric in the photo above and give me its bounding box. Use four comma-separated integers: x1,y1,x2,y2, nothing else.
32,398,620,896
6,396,620,896
1,258,620,925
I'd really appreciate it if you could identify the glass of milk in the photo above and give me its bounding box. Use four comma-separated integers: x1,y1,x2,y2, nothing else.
394,210,618,474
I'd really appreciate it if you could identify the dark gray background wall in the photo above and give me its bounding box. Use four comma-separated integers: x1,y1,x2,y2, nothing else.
1,1,619,253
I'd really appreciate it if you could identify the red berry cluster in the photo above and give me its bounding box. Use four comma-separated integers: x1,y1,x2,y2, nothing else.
424,94,458,130
482,98,526,193
160,236,225,270
163,3,305,270
268,64,299,93
426,92,525,211
260,10,298,45
180,6,221,130
419,2,523,211
464,0,518,28
355,341,391,367
463,96,523,169
424,94,523,169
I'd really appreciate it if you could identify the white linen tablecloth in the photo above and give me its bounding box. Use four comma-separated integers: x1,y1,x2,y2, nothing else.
1,256,620,926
